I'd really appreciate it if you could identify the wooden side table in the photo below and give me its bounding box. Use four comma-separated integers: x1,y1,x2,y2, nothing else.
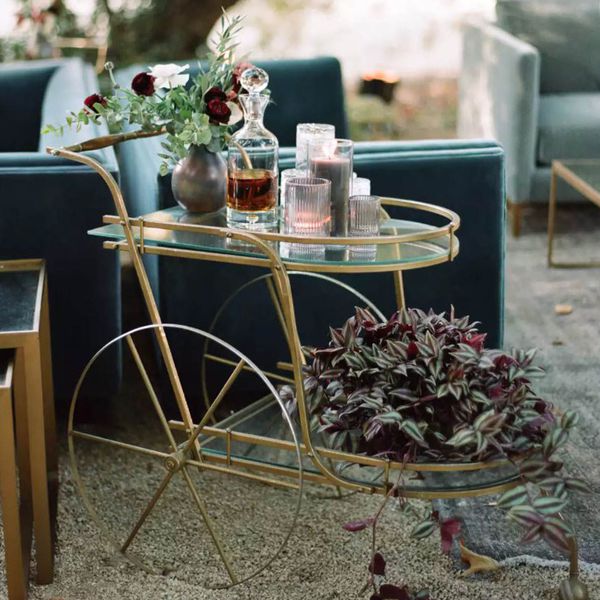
0,350,29,599
0,259,57,587
547,159,600,268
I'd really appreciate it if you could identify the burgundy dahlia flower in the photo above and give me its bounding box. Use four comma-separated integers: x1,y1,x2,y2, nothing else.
83,93,107,113
131,72,156,96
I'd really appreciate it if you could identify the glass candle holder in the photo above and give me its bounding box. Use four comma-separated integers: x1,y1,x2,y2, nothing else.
351,177,371,196
295,123,335,172
349,194,381,260
280,168,304,209
308,138,353,238
281,177,331,259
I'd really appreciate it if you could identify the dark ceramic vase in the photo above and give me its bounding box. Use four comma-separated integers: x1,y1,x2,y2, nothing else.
171,144,227,213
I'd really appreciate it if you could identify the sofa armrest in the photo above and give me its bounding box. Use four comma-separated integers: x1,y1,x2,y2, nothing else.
458,18,539,203
0,161,121,401
0,151,106,170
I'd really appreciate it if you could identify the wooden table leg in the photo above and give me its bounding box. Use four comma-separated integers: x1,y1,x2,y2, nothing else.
39,280,58,540
22,341,54,584
0,359,28,600
547,162,558,267
13,348,33,576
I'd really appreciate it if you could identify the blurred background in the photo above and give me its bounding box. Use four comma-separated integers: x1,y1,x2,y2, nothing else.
0,0,495,140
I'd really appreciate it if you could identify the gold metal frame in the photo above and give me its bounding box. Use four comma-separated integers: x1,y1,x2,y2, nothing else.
49,143,566,589
547,159,600,268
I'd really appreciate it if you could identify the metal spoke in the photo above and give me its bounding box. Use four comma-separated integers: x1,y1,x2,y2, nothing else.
205,353,293,384
71,430,169,460
185,359,245,452
126,335,178,450
120,468,176,553
180,466,238,584
265,276,292,350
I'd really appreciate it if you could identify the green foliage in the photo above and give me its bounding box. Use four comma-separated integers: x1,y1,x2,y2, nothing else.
282,306,591,572
43,12,245,174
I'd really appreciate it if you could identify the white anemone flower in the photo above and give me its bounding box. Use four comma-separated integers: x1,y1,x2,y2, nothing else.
148,63,190,89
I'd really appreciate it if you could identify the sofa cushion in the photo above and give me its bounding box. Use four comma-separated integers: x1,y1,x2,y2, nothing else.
497,0,600,93
537,93,600,164
0,61,58,152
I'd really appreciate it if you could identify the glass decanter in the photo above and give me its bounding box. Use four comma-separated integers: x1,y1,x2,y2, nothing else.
227,67,279,229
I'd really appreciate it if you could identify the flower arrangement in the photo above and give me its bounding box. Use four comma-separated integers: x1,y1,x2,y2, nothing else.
282,307,591,598
43,13,253,175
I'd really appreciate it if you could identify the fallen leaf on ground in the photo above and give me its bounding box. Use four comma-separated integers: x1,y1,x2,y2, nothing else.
554,304,573,316
459,541,501,577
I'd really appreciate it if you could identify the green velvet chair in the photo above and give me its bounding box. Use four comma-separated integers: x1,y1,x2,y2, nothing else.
0,58,121,404
458,1,600,234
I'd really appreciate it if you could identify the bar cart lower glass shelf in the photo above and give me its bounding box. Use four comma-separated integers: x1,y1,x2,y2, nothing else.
47,145,584,596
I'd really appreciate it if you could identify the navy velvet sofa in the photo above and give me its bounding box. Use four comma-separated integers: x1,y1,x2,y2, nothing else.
0,58,121,404
112,57,505,395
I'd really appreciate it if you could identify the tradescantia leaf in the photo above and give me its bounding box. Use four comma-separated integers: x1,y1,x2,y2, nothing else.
561,410,580,430
342,517,375,532
377,411,403,425
564,477,592,494
400,419,427,445
379,584,410,600
446,428,475,448
497,485,529,509
440,517,462,553
369,551,386,576
541,518,572,554
542,427,568,457
532,495,568,515
411,519,436,539
521,523,543,544
508,505,544,527
519,458,550,481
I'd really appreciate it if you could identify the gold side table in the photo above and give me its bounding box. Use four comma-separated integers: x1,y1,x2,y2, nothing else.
547,159,600,268
0,350,29,599
0,259,57,586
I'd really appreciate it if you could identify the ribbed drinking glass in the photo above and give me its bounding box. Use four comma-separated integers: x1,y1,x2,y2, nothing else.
349,194,381,259
281,177,331,259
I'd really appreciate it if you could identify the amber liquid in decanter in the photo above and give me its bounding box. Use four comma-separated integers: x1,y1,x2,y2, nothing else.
227,169,277,212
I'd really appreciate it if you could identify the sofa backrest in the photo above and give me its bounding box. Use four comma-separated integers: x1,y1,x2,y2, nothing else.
496,0,600,93
254,56,348,145
0,61,59,152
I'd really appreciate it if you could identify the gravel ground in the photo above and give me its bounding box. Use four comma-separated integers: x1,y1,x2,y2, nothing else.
2,205,600,599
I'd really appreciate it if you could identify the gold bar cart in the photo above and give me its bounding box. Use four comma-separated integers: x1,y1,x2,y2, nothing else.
46,144,583,595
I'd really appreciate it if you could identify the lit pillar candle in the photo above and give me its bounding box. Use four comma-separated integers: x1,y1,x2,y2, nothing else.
308,139,353,238
295,123,335,172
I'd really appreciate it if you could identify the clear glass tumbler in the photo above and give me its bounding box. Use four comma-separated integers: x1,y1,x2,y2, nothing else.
281,177,331,259
349,194,381,260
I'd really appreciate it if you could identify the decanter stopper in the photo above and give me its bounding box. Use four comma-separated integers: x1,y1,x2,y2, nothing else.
240,67,269,95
